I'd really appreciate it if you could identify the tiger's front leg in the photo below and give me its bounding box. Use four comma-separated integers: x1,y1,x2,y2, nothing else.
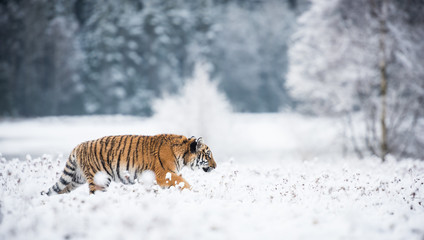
155,172,191,190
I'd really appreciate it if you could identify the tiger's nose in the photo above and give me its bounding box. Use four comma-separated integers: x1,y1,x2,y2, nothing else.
203,167,214,172
210,161,217,169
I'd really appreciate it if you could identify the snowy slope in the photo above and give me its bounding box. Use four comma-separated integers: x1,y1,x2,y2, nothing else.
0,115,423,239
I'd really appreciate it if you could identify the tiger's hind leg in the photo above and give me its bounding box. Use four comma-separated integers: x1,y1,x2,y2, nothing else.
86,173,112,194
58,171,87,194
58,181,84,194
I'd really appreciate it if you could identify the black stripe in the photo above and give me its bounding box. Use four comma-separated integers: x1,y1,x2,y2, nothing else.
68,155,75,167
116,136,129,183
132,136,141,170
76,147,83,167
155,138,161,159
99,143,113,177
97,139,105,168
80,143,87,169
91,141,102,172
158,157,165,169
132,170,137,183
59,177,69,185
100,137,111,174
158,141,165,170
82,144,90,172
182,151,187,165
114,136,124,157
66,163,75,171
63,169,74,177
108,136,119,166
85,170,93,179
94,142,103,172
90,141,99,170
143,137,149,169
149,137,155,169
106,136,115,165
88,182,96,194
101,137,109,162
69,157,77,166
93,140,99,161
105,178,111,187
140,137,146,169
171,150,177,160
85,143,96,172
110,136,123,180
108,137,119,177
53,183,60,192
126,136,134,172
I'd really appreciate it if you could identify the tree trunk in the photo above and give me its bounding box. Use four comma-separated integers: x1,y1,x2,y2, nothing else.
378,11,388,162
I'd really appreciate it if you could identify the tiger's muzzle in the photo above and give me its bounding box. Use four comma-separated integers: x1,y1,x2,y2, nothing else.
202,166,215,172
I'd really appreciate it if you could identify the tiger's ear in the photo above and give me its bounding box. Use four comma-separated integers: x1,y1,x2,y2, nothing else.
189,137,203,153
189,138,197,153
195,137,204,152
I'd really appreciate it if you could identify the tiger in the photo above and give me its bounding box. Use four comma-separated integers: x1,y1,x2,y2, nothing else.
41,134,216,195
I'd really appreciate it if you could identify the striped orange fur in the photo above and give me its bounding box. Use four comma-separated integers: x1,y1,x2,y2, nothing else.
42,134,216,195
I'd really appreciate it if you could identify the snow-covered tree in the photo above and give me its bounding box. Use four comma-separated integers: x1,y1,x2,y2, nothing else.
78,0,149,115
78,0,215,115
287,0,424,160
0,0,83,116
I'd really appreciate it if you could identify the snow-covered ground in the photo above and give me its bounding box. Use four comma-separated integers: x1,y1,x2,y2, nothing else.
0,114,423,239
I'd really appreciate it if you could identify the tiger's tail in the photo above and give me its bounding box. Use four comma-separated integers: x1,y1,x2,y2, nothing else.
41,150,85,196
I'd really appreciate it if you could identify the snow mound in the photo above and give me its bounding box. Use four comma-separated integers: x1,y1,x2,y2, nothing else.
0,154,423,239
94,171,109,187
139,170,156,187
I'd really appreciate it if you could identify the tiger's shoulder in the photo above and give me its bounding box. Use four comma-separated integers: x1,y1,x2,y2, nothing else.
154,134,190,144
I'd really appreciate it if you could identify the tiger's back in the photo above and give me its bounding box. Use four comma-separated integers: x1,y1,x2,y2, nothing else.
42,134,216,195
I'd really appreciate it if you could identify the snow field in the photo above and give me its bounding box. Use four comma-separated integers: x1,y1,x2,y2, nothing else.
0,114,423,239
1,154,423,240
0,113,341,162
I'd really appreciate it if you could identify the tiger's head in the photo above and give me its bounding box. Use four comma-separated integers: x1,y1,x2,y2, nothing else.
186,137,217,172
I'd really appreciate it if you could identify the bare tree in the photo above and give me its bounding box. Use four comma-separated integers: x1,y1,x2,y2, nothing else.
288,0,424,160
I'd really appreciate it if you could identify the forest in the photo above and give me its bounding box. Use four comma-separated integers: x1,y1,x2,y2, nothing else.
0,0,307,117
2,0,422,161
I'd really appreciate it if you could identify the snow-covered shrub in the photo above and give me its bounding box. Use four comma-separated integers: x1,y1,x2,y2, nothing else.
152,63,233,158
94,171,110,187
